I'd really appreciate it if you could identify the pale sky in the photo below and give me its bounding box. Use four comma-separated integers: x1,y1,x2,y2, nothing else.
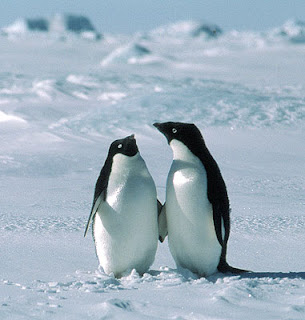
1,0,305,34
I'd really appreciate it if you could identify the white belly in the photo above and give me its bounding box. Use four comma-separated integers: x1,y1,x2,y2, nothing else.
166,142,222,276
93,154,158,277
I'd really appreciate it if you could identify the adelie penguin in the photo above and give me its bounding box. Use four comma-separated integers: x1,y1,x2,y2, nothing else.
84,134,159,278
154,122,248,277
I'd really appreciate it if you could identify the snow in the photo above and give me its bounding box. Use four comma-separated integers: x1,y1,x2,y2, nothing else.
1,14,101,41
0,111,27,123
0,18,304,319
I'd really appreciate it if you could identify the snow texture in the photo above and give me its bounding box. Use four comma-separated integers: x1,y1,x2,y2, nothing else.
0,18,304,319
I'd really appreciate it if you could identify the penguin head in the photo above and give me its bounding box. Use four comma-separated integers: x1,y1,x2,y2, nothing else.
153,122,205,149
109,134,139,158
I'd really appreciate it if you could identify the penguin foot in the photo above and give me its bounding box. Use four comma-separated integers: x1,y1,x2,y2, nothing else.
217,259,250,274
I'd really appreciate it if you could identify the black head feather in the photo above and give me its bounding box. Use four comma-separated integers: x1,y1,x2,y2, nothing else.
94,134,138,202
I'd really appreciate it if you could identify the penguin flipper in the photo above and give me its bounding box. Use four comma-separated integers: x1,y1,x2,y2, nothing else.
212,203,224,247
158,202,168,242
84,192,104,237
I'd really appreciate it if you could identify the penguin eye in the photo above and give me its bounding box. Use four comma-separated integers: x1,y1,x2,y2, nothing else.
172,128,177,134
117,144,123,149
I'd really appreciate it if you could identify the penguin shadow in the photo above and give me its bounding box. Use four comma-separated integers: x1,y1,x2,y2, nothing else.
206,270,305,282
147,269,305,282
233,271,305,280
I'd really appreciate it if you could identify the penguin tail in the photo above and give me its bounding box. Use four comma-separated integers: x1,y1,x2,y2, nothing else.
217,258,250,274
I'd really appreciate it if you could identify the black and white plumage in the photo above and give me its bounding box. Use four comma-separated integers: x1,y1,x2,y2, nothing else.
84,134,159,277
154,122,247,276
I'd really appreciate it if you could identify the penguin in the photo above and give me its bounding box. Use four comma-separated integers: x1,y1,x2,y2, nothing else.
154,122,247,276
84,134,159,278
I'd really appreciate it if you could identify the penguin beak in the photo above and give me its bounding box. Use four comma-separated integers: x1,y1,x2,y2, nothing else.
153,122,171,143
153,122,168,137
153,122,162,132
128,134,135,140
154,122,174,145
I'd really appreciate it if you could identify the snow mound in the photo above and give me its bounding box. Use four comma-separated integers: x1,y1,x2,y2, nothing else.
192,24,223,38
1,14,102,40
270,19,305,43
0,111,27,123
146,19,305,48
149,20,222,39
1,19,29,34
100,43,163,66
50,14,102,40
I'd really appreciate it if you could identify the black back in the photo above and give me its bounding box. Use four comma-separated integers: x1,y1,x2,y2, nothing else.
153,122,230,260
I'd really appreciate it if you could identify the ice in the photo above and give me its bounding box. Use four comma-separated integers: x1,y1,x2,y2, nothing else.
0,18,305,319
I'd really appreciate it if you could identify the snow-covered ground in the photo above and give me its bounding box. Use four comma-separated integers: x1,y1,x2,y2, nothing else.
0,19,304,319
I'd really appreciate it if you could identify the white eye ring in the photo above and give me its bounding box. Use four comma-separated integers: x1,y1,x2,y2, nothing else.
118,144,123,149
172,128,177,133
